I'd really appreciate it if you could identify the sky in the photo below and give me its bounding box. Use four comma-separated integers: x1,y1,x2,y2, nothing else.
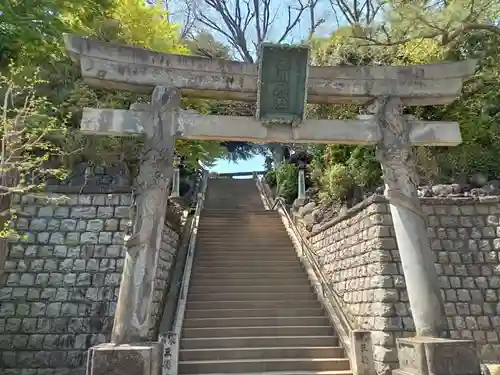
209,154,266,173
161,0,345,174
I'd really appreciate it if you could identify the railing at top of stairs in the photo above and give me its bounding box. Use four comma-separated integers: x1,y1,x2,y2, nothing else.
254,174,376,375
159,170,209,375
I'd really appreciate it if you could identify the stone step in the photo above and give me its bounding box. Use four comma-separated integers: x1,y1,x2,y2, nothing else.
202,209,276,213
180,336,339,350
198,226,285,230
186,292,317,302
195,243,294,250
199,216,281,220
189,278,310,287
191,271,308,279
184,308,326,319
196,230,290,235
190,266,304,274
198,236,291,241
182,326,333,339
186,299,321,310
199,217,282,220
200,216,279,220
195,247,296,253
194,254,300,262
182,316,330,328
194,247,297,253
179,346,345,361
203,205,267,209
188,284,312,294
197,236,289,242
194,253,297,258
203,207,265,210
178,357,350,373
193,259,300,266
180,371,351,375
193,256,300,262
197,231,288,236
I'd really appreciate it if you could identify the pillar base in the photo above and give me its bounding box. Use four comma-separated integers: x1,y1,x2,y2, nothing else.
86,342,162,375
393,337,480,375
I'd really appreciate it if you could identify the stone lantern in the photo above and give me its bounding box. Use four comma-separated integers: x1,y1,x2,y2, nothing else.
171,154,182,198
297,158,307,200
288,150,310,202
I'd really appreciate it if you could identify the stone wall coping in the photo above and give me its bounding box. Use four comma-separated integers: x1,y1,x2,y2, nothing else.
419,196,500,204
45,185,133,194
307,195,388,237
307,194,500,238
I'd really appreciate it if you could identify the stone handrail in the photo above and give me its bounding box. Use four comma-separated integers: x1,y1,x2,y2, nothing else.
159,170,209,375
158,169,205,335
255,176,375,375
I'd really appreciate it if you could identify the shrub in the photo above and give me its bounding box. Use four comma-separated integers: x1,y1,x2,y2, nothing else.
264,169,277,187
318,163,353,204
275,163,298,204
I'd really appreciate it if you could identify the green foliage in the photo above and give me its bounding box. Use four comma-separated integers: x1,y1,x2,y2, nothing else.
318,164,353,204
264,169,277,187
346,147,382,187
0,65,69,187
1,0,257,181
275,163,298,204
304,10,500,204
0,65,71,237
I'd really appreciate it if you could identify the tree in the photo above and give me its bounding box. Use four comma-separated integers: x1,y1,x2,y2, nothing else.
186,0,330,167
194,0,326,63
184,31,233,58
0,0,113,66
356,0,500,47
329,0,385,26
2,0,252,175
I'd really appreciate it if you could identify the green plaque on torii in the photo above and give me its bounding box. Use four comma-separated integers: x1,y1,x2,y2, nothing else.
257,43,309,124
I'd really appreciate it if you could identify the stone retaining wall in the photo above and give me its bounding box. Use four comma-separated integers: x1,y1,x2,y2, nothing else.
0,192,181,375
422,197,500,362
306,195,500,375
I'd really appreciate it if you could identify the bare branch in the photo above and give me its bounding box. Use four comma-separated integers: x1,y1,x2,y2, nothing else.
308,0,325,40
194,0,322,62
277,1,308,43
356,0,500,48
329,0,386,25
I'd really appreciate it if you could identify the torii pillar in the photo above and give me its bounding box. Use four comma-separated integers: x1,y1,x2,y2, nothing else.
85,87,179,375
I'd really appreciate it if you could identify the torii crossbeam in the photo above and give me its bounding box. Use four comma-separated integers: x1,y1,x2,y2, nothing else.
81,106,462,146
64,34,476,106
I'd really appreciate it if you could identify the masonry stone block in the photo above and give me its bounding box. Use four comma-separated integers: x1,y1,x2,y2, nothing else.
394,337,480,375
86,342,162,375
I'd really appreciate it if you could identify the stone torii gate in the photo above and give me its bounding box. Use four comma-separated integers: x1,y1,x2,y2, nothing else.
64,34,478,375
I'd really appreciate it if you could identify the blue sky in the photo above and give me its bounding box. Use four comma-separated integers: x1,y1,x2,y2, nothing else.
209,155,266,173
164,0,342,174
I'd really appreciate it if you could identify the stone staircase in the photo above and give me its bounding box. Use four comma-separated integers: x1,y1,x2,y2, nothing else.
179,178,351,375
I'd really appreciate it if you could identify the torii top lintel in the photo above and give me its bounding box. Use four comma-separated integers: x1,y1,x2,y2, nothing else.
63,34,476,106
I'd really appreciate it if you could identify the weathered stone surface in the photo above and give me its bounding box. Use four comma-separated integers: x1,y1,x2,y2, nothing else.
0,192,180,375
87,342,162,375
305,195,500,374
394,337,480,375
64,34,477,106
80,106,463,146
